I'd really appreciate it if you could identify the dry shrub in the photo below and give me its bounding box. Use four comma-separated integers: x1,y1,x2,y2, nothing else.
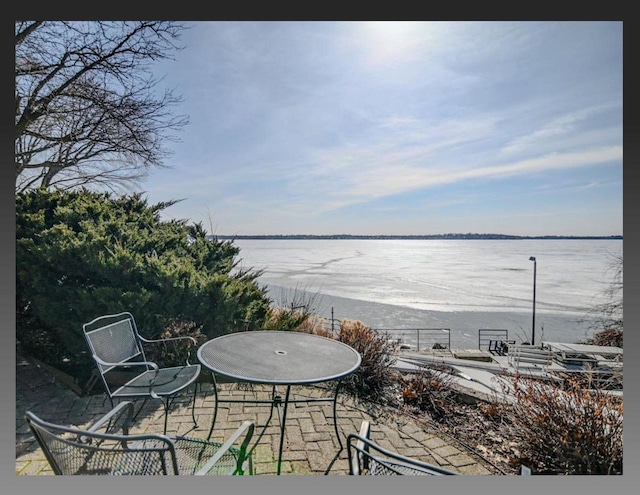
145,319,205,368
294,312,335,338
499,376,623,474
584,328,623,348
400,367,459,422
478,401,502,420
337,319,400,411
262,306,310,331
263,306,335,338
263,286,329,334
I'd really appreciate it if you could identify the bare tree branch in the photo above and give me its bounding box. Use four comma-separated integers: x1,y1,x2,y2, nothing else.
15,21,189,192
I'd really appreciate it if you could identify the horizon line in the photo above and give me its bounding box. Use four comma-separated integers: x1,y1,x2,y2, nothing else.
210,233,623,240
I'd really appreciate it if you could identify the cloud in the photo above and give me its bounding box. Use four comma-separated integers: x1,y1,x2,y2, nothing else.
305,145,622,213
501,103,620,157
147,22,622,236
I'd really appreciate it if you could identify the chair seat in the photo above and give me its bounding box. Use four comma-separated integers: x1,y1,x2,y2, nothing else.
113,364,201,398
129,437,242,475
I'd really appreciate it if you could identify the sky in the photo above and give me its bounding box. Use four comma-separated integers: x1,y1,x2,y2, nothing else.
143,21,623,237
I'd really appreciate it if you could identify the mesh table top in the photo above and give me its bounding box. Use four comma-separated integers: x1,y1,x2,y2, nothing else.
197,331,361,384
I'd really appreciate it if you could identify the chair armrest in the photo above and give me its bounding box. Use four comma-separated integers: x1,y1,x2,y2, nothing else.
138,335,198,365
86,401,135,435
349,420,371,475
194,421,256,475
79,401,136,447
93,356,163,397
138,335,198,346
93,355,160,374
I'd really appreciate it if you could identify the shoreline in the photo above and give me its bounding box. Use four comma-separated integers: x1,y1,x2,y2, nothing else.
265,284,597,348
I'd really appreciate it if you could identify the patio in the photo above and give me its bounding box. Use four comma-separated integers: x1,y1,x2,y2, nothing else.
16,350,498,476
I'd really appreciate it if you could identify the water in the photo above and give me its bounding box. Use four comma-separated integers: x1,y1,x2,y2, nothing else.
231,239,622,348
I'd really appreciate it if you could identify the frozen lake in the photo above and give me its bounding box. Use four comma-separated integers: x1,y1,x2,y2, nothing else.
231,239,622,347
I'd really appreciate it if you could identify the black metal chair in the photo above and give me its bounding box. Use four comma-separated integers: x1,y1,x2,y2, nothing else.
347,421,459,475
25,401,255,475
83,312,201,434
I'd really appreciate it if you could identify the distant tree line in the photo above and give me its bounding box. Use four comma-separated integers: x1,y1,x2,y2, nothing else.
213,234,623,240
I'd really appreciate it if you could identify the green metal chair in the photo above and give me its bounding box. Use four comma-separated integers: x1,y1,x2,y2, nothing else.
347,421,459,475
25,401,255,475
83,312,201,434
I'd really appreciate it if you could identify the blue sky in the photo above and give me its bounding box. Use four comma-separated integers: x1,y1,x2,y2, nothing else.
144,21,623,237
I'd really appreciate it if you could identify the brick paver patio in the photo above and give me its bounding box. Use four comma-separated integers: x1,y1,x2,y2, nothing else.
16,352,499,476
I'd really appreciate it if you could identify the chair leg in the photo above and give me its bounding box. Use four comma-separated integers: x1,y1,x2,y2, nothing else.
163,399,170,435
131,397,149,424
158,384,200,436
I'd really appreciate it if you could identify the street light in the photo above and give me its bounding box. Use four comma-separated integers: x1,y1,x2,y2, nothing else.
529,256,537,346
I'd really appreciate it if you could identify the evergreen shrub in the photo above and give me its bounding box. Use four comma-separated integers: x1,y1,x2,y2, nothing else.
16,189,272,387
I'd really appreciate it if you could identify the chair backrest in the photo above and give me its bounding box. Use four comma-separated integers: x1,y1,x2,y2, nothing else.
25,404,181,475
83,312,149,395
347,421,458,476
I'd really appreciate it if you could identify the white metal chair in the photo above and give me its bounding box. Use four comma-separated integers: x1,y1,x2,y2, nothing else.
347,421,459,475
26,401,255,475
83,312,201,434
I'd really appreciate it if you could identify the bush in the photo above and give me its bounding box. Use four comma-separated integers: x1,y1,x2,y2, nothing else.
337,319,399,412
399,367,459,422
143,319,206,368
585,252,622,346
16,189,272,385
499,376,623,474
583,328,623,348
262,306,313,332
263,286,332,335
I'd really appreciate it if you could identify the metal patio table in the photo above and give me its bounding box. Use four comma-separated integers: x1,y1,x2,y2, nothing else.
197,330,361,475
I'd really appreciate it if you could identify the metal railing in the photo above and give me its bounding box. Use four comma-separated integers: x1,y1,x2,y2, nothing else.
316,307,451,351
370,328,451,352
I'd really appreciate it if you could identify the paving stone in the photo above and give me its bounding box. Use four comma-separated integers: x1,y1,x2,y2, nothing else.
423,436,448,449
433,444,464,458
447,453,478,468
283,449,309,461
456,463,494,475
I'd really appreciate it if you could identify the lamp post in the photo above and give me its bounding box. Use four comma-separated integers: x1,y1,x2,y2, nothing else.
529,256,537,346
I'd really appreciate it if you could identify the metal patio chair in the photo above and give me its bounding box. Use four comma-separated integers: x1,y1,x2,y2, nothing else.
25,401,255,475
347,421,459,476
83,312,201,434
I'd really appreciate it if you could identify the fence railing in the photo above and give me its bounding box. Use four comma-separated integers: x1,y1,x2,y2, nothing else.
316,307,341,334
370,328,451,352
318,308,511,353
